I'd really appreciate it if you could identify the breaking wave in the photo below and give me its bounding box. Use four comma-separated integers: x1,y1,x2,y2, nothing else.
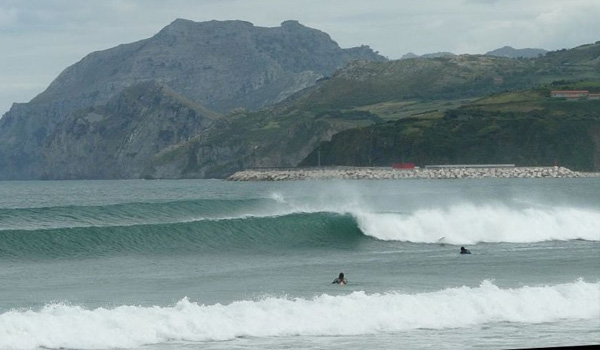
355,204,600,244
0,279,597,349
1,195,598,260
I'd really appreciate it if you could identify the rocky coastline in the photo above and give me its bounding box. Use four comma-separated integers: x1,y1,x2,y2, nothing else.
227,166,600,181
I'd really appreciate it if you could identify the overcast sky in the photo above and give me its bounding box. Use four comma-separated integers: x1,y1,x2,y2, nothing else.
1,0,599,116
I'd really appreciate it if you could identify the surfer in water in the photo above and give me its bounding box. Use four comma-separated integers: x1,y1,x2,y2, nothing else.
460,246,471,254
332,272,348,285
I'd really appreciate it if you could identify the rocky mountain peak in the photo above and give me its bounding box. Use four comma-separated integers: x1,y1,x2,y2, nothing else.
281,19,302,27
27,19,384,115
157,18,256,39
0,18,385,180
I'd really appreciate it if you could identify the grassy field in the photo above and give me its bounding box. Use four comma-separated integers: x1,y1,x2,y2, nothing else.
352,98,475,121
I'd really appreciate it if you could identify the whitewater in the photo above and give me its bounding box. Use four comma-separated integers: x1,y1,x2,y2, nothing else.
1,280,598,349
0,178,598,349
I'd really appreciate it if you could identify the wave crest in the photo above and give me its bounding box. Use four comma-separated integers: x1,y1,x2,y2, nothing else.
355,204,600,243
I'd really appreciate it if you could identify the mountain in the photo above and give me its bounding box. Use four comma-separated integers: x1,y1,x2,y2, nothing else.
143,54,530,178
400,52,420,59
0,19,385,180
401,52,455,59
147,44,600,177
1,23,598,180
403,47,547,60
29,19,385,114
485,46,547,58
421,52,456,58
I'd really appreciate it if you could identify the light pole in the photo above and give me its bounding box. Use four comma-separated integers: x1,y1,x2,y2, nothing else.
317,147,321,167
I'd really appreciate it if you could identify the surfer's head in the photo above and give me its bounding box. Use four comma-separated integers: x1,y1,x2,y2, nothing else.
339,272,344,279
460,246,466,251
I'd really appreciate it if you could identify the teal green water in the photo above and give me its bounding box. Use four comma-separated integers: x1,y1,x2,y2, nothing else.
0,179,599,349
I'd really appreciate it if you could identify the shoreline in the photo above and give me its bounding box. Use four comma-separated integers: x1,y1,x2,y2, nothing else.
227,166,600,181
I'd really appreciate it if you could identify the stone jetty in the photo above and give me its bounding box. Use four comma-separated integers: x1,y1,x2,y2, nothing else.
228,166,600,181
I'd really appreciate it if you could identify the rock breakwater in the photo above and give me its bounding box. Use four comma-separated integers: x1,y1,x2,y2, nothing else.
228,166,600,181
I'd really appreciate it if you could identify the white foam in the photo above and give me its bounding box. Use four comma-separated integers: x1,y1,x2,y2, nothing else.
264,189,600,244
0,280,598,349
355,204,600,243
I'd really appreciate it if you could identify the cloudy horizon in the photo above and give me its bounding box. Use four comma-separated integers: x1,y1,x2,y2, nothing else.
1,0,599,116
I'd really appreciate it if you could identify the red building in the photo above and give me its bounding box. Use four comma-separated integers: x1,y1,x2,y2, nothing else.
392,163,415,169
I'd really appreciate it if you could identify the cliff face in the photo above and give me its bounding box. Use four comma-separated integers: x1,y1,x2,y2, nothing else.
40,82,222,179
0,19,384,180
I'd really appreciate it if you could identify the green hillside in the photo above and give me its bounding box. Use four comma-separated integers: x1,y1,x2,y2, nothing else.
299,88,600,171
148,43,600,178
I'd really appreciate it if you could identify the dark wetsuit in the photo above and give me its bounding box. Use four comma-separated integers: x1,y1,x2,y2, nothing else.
333,272,347,284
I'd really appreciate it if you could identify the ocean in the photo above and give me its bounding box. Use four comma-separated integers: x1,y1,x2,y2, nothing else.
0,178,598,349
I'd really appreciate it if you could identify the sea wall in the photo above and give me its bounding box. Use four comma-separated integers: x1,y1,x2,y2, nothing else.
227,166,600,181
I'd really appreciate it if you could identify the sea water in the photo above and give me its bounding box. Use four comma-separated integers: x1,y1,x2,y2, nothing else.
0,178,598,349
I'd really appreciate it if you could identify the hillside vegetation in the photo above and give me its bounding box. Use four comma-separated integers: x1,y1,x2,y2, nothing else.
299,88,600,171
150,43,600,177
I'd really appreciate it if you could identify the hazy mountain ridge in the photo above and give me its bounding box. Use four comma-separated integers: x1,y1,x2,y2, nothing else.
401,46,548,60
485,46,547,58
401,52,456,59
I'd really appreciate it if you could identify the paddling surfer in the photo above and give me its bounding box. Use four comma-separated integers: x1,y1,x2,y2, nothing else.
332,272,348,285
